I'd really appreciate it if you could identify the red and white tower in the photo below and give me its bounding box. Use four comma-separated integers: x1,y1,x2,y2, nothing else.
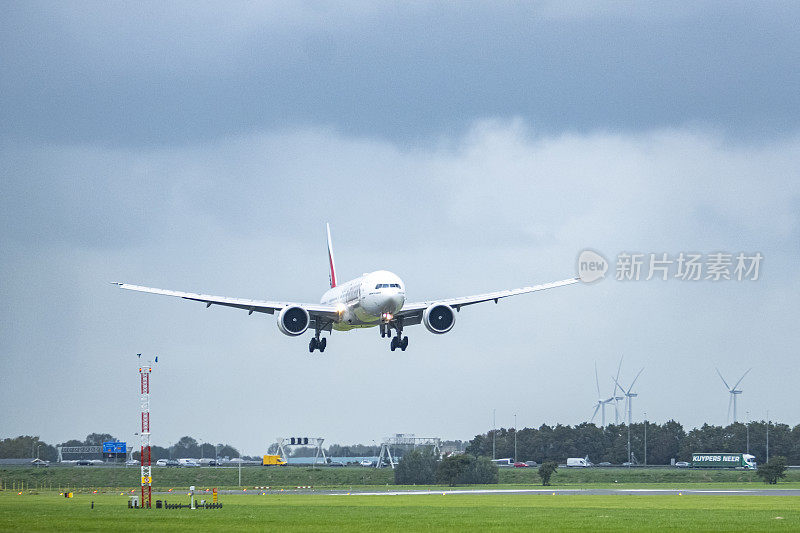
139,360,152,508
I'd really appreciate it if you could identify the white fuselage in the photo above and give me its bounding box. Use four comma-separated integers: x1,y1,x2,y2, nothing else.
320,270,405,330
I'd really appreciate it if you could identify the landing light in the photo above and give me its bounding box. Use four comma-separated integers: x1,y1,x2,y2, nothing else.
382,313,393,321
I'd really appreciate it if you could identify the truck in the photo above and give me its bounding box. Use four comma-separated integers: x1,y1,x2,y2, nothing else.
691,453,756,469
262,454,287,466
566,457,591,467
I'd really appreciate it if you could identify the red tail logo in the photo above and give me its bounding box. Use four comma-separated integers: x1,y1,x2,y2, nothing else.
327,223,337,288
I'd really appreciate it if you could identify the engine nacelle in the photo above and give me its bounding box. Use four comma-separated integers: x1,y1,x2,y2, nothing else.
277,306,310,336
422,304,456,334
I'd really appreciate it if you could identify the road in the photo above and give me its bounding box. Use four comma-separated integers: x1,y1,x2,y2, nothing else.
210,487,800,497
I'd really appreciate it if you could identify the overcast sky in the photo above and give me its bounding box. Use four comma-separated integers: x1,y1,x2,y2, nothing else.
2,2,799,455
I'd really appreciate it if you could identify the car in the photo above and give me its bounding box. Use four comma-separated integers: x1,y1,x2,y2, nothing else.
513,462,529,468
675,461,690,468
597,462,612,467
359,460,374,467
31,459,49,467
525,461,538,467
327,461,345,467
125,459,140,466
622,462,633,466
75,459,93,466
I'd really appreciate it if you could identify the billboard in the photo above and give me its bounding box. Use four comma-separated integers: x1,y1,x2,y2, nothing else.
102,441,126,454
691,453,745,468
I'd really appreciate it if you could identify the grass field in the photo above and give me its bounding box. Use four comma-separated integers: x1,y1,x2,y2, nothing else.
3,466,799,492
1,491,799,532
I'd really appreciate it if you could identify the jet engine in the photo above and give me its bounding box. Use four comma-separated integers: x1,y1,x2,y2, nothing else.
422,304,456,334
277,306,310,336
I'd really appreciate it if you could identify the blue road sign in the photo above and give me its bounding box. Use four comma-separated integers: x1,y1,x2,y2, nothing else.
102,441,126,454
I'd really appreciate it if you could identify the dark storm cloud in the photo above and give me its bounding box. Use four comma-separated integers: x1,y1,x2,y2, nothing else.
2,2,799,147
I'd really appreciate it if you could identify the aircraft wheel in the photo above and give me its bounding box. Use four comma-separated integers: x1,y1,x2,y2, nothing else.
390,337,398,351
320,338,327,351
400,336,408,351
309,338,317,353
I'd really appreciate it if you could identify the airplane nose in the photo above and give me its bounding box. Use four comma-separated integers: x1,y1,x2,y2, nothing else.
380,292,404,314
390,292,404,313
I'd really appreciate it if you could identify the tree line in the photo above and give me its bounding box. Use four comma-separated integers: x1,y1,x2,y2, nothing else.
0,434,246,462
466,420,800,465
4,422,797,465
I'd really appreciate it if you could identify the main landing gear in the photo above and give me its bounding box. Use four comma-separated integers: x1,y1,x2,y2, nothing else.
390,335,408,352
383,322,408,352
309,334,327,353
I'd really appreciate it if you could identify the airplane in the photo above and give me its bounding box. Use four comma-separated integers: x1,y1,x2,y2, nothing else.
114,224,580,353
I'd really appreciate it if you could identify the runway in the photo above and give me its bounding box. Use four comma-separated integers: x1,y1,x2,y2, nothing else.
329,488,800,497
216,487,800,497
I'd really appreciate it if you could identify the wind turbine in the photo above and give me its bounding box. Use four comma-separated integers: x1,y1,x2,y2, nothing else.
612,367,644,426
591,363,616,428
612,356,625,425
716,368,751,424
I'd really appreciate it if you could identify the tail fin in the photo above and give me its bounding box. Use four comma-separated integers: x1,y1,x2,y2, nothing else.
326,223,338,288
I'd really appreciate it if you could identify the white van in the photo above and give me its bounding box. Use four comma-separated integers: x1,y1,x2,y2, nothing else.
566,457,590,467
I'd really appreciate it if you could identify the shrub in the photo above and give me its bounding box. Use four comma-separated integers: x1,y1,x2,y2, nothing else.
756,456,788,485
394,449,437,485
538,461,558,486
435,454,498,486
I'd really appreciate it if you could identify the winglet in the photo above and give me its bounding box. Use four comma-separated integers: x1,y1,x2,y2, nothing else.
326,223,337,288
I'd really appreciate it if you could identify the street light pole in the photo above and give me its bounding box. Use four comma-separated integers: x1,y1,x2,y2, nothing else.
746,410,750,455
492,409,496,460
643,413,647,466
627,423,631,466
513,414,518,464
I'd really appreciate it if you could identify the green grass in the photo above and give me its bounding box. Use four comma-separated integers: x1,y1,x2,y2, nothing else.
3,466,799,493
1,491,799,532
500,467,800,485
0,466,393,492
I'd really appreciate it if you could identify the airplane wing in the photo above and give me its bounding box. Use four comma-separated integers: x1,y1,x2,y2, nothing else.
113,283,341,329
395,277,580,326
